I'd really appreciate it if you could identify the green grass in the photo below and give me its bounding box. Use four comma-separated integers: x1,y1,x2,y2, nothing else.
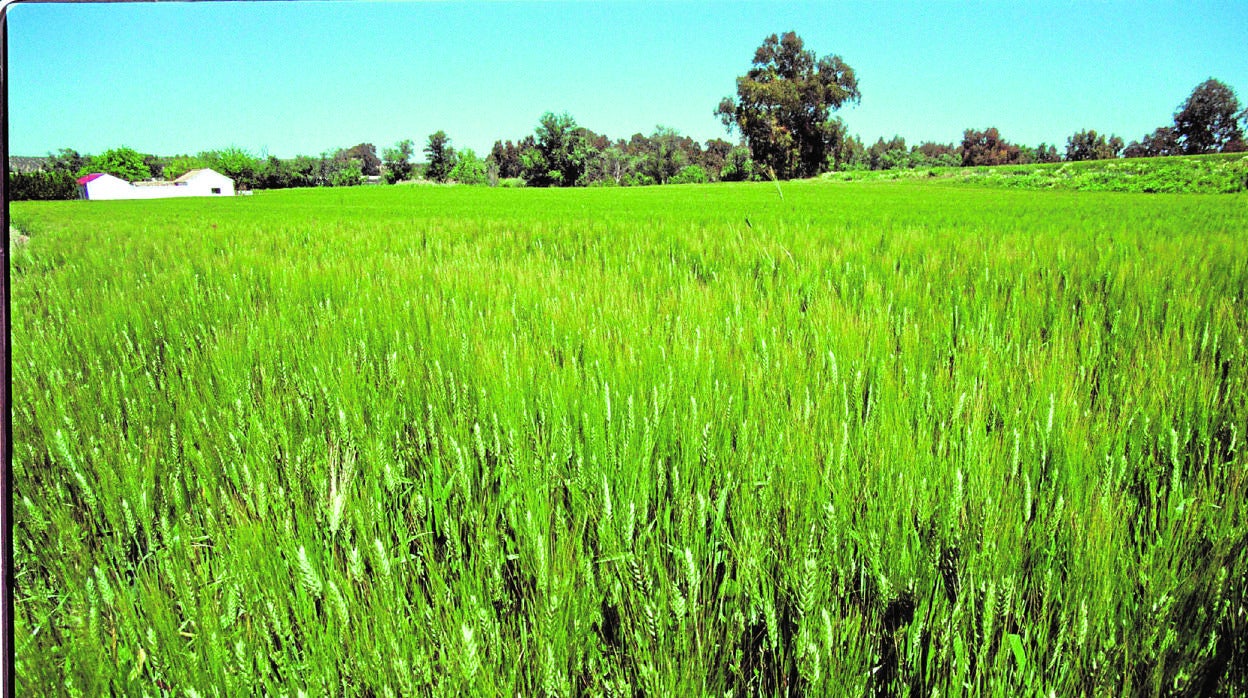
827,152,1248,194
10,181,1248,695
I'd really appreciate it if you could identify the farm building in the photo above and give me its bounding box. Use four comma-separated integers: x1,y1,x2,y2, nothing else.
171,168,236,197
75,173,134,200
77,168,236,200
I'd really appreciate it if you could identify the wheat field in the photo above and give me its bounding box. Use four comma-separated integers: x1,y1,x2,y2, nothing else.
9,180,1248,695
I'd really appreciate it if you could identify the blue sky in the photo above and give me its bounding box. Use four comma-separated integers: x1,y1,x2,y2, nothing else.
7,1,1248,158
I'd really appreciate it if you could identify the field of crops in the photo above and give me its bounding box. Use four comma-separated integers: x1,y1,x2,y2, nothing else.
10,180,1248,695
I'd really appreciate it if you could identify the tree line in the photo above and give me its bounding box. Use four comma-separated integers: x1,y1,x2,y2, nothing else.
7,144,399,201
10,32,1246,200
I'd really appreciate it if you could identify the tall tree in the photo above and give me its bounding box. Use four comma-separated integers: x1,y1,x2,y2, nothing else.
80,146,151,181
258,155,291,189
424,131,456,182
1065,130,1124,161
1123,127,1181,158
1034,143,1061,163
143,154,168,180
521,112,591,187
822,117,860,171
960,128,1022,167
639,126,690,184
340,143,381,177
382,139,415,183
700,139,733,180
202,147,262,189
587,145,632,186
1174,79,1245,154
834,133,867,170
867,136,908,170
911,141,960,168
290,155,321,187
46,148,85,175
715,32,860,179
488,140,525,179
719,146,757,182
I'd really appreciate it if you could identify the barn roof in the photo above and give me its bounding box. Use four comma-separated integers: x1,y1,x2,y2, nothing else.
76,173,107,185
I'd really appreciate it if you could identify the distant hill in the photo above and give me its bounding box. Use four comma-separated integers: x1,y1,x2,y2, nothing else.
9,156,50,174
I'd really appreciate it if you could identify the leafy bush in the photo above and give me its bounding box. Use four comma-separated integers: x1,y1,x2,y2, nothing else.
450,149,488,185
822,153,1248,194
623,172,656,187
669,165,708,184
329,159,363,187
719,146,756,182
963,154,1248,193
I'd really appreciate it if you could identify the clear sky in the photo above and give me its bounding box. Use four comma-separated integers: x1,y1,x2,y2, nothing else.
7,0,1248,158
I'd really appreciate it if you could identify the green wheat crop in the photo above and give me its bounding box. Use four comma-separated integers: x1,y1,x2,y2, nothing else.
9,179,1248,695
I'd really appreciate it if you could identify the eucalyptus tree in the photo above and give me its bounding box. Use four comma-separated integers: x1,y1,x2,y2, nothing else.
716,32,860,179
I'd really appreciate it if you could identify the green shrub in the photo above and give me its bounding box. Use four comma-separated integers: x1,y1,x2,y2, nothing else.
624,172,656,187
669,165,708,184
450,149,488,185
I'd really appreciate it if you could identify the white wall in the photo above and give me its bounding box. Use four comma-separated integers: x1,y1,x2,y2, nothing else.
81,174,135,200
182,170,235,197
128,183,190,200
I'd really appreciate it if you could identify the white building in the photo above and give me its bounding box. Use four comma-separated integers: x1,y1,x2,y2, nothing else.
75,173,133,200
78,168,236,200
171,168,236,197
